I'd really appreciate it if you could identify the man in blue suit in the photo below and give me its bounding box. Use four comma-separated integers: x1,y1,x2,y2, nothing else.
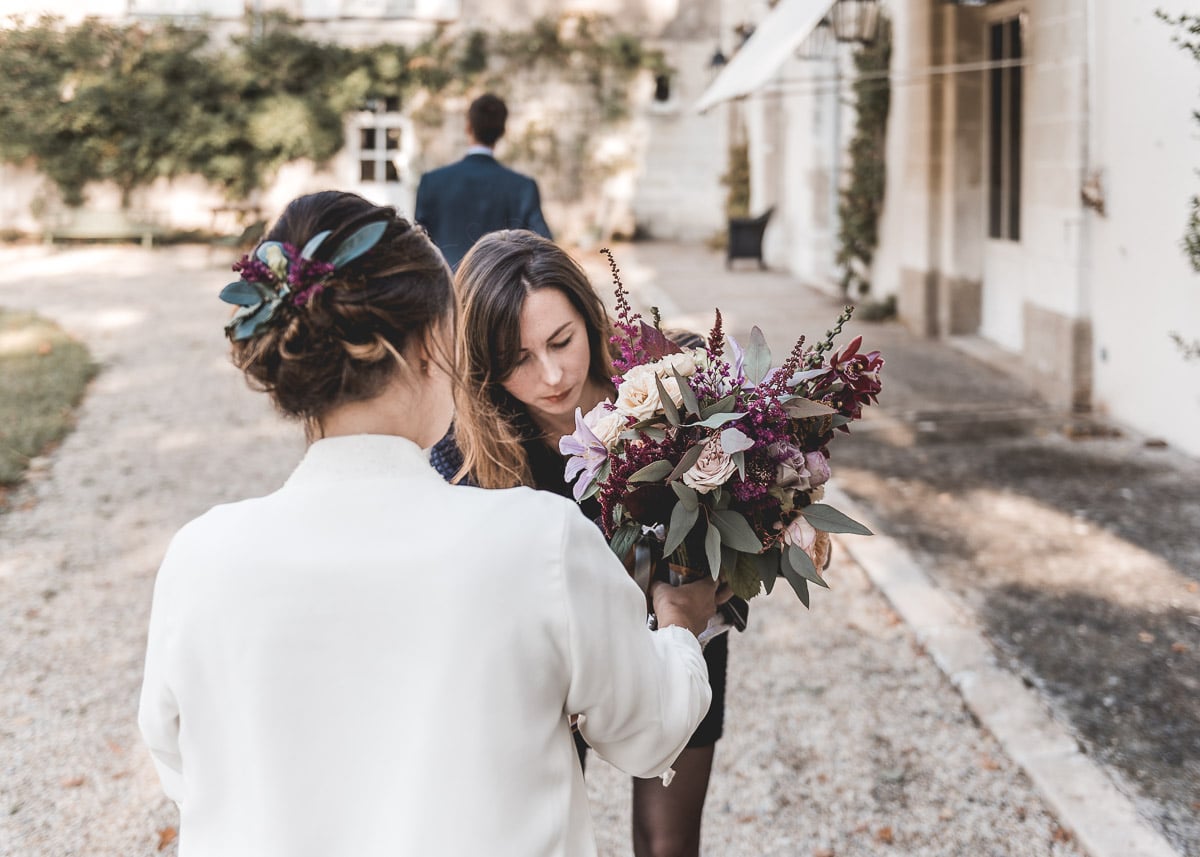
414,94,552,270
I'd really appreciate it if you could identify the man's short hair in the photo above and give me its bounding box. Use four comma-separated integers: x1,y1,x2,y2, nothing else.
468,94,508,147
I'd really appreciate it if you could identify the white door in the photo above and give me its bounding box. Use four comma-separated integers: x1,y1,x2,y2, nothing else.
980,12,1026,351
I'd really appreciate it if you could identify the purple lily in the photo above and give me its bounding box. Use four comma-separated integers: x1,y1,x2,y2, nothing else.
560,407,610,501
727,334,748,386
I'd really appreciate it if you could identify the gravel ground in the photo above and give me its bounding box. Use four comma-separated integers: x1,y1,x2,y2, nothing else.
1,244,1083,856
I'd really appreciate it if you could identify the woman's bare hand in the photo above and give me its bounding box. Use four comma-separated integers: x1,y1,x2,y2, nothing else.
650,577,719,638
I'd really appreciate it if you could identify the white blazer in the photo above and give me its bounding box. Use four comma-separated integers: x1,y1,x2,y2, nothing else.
139,433,710,857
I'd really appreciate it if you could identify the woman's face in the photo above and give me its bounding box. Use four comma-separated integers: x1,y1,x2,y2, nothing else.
500,287,593,423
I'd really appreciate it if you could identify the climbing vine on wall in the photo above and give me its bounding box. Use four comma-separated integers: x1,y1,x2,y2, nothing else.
0,13,665,208
1157,9,1200,359
835,17,891,297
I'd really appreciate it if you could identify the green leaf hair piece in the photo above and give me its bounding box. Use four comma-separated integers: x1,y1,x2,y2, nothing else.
330,221,387,269
301,229,332,260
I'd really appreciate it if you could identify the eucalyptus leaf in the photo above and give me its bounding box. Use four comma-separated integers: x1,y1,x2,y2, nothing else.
803,503,873,535
711,509,764,552
784,398,838,419
629,459,673,483
301,229,332,260
330,220,388,268
720,544,738,578
609,523,639,563
699,394,737,419
712,487,731,510
720,426,754,454
642,426,667,441
655,374,681,427
745,325,772,385
788,367,829,386
664,501,698,556
673,368,701,416
759,551,778,595
832,414,851,427
219,280,270,307
228,299,278,342
780,560,811,607
667,442,707,482
729,551,764,600
786,545,829,588
732,450,746,482
670,481,699,512
692,411,748,429
704,521,722,580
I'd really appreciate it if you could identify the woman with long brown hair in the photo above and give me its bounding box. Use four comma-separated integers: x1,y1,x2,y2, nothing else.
139,193,718,856
432,229,734,857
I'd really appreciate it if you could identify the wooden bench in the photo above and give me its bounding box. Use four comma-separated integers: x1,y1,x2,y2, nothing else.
42,208,165,247
726,206,774,270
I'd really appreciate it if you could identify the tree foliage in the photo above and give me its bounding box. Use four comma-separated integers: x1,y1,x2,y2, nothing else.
0,13,664,207
1157,10,1200,359
836,18,891,297
1158,10,1200,273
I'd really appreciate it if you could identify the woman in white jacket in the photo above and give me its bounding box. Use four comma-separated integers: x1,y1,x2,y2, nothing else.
138,190,717,857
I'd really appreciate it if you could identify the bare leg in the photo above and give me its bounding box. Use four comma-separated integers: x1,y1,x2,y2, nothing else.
631,744,715,857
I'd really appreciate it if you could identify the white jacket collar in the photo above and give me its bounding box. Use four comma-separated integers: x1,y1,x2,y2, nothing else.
284,434,440,488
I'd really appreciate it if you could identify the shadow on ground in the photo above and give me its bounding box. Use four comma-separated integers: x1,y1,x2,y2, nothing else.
835,347,1200,855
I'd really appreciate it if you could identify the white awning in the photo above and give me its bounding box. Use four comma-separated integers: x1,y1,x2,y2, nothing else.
695,0,836,113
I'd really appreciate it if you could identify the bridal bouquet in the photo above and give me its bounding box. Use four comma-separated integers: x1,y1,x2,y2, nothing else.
560,252,883,605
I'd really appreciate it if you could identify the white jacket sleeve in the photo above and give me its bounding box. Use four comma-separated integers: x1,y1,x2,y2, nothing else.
559,509,711,778
138,542,186,805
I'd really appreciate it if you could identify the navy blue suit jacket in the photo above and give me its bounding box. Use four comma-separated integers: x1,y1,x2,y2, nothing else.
414,153,552,270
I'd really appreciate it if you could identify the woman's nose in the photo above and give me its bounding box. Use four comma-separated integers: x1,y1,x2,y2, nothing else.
539,354,563,386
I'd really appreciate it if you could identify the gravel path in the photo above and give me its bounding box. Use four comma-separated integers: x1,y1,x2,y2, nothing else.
1,245,1083,856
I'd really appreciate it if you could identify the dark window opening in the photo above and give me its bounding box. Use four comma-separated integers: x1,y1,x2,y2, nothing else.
386,128,401,150
654,74,671,103
359,160,376,182
360,128,376,150
988,17,1022,241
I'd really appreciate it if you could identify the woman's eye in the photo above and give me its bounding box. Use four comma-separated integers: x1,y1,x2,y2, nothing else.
551,337,573,350
514,352,531,366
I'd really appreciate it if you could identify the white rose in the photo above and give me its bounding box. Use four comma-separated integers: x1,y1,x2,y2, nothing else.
615,364,684,422
651,351,699,379
583,401,628,450
681,437,738,494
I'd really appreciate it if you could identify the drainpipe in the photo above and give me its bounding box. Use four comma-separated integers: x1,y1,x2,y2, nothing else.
1075,0,1097,412
1077,0,1096,319
830,48,842,282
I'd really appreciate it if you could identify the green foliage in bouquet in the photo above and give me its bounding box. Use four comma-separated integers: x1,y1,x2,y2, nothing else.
562,254,884,606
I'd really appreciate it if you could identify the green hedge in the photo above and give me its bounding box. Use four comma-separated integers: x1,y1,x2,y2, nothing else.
0,13,664,207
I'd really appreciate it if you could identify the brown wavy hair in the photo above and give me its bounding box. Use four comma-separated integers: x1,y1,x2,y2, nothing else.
229,191,454,434
452,230,614,488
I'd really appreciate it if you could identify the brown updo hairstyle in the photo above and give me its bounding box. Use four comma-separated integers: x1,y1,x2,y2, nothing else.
452,229,615,489
230,191,453,432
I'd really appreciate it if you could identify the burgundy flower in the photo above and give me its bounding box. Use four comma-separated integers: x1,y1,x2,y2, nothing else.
812,334,884,426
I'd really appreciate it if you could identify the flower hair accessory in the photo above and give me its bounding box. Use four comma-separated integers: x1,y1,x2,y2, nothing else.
219,220,388,342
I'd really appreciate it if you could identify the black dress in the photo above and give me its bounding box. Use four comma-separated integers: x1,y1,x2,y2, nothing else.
429,426,728,750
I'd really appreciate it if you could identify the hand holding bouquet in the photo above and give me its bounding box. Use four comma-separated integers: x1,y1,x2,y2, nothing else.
560,252,884,606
